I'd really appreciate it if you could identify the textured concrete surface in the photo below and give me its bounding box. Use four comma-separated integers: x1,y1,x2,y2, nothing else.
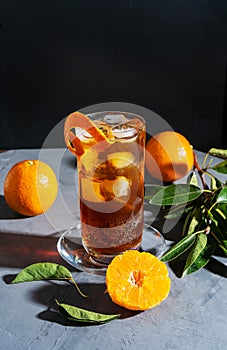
0,149,226,350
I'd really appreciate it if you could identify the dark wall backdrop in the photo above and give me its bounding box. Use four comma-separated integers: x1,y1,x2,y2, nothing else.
0,0,227,151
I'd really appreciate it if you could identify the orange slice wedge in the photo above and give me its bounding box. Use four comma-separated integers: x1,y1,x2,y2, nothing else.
64,111,110,157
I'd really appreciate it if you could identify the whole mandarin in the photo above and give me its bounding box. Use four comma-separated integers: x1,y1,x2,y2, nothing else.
4,160,58,216
145,131,194,182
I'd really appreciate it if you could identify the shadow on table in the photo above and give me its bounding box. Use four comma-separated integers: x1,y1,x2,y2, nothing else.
1,225,226,279
167,255,227,279
0,232,67,270
0,195,25,219
1,231,139,323
32,282,139,324
1,215,226,325
206,257,227,277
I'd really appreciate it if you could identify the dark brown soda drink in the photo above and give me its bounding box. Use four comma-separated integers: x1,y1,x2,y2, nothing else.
78,112,146,265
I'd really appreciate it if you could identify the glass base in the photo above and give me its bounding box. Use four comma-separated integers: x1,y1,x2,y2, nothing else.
57,223,166,276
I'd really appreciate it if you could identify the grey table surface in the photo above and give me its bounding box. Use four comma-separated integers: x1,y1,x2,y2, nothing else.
0,148,226,350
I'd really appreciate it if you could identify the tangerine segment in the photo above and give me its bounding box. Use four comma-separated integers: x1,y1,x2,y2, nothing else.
64,111,110,157
106,250,171,311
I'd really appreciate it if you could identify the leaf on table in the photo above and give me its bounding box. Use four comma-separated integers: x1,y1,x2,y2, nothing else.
148,184,203,206
11,262,72,283
11,262,88,298
160,233,197,262
182,233,207,276
56,300,120,324
210,160,227,174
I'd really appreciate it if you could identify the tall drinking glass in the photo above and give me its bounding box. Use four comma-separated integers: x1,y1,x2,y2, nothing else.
78,112,146,265
57,110,165,274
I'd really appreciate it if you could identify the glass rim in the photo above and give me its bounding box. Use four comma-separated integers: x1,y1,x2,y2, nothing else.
86,110,146,129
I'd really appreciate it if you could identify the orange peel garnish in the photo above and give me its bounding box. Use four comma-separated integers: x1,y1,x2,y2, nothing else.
64,111,110,157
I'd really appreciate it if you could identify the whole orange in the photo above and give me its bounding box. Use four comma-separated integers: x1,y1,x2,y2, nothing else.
145,131,194,182
4,160,58,216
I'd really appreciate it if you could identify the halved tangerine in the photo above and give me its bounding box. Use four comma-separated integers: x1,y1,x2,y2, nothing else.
64,111,110,157
106,250,171,310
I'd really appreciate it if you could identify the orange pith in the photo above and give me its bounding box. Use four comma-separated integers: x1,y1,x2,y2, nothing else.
64,111,110,157
4,160,58,216
145,131,194,182
106,250,171,311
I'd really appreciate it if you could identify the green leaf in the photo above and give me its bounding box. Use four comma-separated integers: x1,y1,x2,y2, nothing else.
148,184,203,206
164,208,183,219
182,240,216,276
210,175,222,191
182,234,207,276
56,300,120,324
11,262,89,298
144,185,164,201
210,206,227,242
164,204,193,220
216,204,227,220
160,233,197,262
182,207,195,236
215,209,226,221
208,148,227,159
187,216,200,235
217,203,227,216
11,262,72,283
211,160,227,174
216,187,227,204
210,218,226,242
188,171,199,187
219,242,227,255
221,240,227,249
186,206,206,236
212,206,227,226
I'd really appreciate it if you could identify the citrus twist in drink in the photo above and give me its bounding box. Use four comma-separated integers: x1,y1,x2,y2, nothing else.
64,111,146,265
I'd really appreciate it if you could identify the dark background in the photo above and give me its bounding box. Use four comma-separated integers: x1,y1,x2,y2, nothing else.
0,0,227,151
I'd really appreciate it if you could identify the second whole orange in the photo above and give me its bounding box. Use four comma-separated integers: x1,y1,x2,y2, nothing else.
4,160,58,216
145,131,194,182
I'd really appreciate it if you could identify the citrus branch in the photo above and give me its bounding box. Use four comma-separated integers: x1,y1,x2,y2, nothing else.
193,153,209,190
